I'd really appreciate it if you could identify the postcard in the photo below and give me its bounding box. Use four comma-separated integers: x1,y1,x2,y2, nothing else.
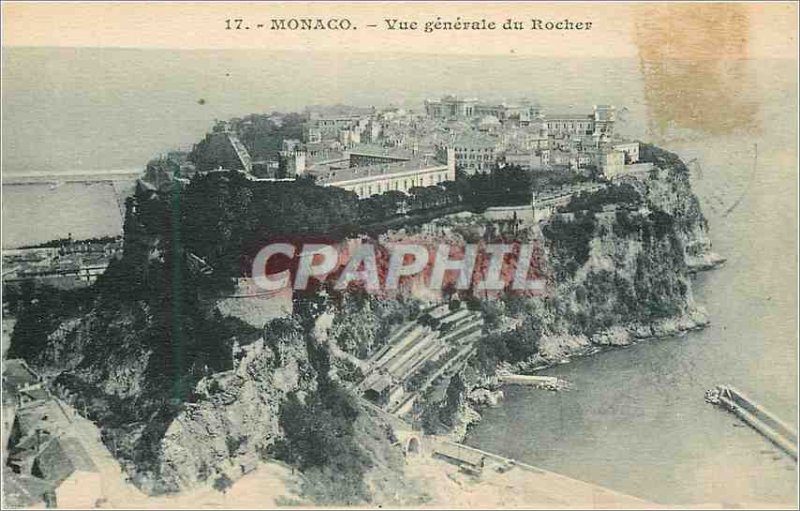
2,2,797,508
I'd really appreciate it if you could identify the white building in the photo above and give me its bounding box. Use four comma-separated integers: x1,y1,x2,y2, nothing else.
612,141,640,164
298,144,457,198
544,105,616,141
443,133,498,174
598,150,626,178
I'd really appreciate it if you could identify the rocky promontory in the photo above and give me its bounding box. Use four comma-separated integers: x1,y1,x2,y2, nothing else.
4,141,721,503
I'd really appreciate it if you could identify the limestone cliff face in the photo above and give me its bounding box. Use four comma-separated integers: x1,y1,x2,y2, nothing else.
494,145,718,370
637,144,724,271
533,205,709,364
155,327,317,493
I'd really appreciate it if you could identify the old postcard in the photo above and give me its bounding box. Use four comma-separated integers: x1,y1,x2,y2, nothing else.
1,1,798,508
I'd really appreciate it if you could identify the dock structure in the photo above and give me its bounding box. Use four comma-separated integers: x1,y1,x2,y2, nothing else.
708,385,798,460
498,374,565,390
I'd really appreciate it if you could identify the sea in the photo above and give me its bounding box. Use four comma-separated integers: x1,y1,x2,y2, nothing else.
2,48,797,505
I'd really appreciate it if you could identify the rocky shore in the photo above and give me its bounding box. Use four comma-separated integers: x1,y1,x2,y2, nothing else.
454,306,713,439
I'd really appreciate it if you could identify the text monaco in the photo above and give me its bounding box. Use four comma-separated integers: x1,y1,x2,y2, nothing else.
225,18,592,32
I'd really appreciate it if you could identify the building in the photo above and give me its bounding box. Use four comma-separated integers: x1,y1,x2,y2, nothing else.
304,113,366,146
33,437,102,509
278,139,308,176
612,141,640,164
281,141,456,198
545,113,595,137
3,473,51,508
424,96,479,118
598,149,626,178
499,125,549,152
444,133,498,174
504,149,550,170
550,149,580,169
312,154,455,198
593,105,616,137
544,105,615,140
7,398,74,476
476,115,502,133
2,241,120,290
424,95,540,125
363,374,393,404
348,144,416,167
2,360,108,509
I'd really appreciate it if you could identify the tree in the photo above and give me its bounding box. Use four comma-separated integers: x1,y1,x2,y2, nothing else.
213,474,233,494
439,374,466,427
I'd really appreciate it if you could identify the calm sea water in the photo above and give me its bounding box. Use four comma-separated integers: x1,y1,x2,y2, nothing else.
2,49,797,504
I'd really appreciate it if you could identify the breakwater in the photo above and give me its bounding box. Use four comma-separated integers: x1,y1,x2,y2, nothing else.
711,385,798,460
1,169,141,185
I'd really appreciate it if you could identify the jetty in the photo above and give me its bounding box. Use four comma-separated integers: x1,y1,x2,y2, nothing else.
706,384,798,460
498,373,567,391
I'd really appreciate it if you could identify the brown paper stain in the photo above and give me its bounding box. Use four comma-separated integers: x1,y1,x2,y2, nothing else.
634,4,760,137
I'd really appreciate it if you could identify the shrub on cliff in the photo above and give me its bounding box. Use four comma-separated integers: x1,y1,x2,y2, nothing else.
5,282,96,362
475,316,541,372
639,143,690,175
455,165,532,210
560,183,641,213
276,383,372,504
542,211,596,279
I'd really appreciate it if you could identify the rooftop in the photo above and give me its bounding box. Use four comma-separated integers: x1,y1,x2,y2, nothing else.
449,133,498,148
366,374,393,394
546,113,594,121
312,158,448,185
15,399,72,435
34,436,98,484
3,473,54,507
348,143,414,160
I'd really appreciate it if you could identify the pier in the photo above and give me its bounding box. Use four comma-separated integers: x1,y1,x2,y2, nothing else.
708,385,798,460
1,169,141,185
498,373,566,390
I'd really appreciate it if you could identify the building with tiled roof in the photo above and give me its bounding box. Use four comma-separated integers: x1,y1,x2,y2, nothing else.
32,437,102,508
440,133,499,174
3,472,52,508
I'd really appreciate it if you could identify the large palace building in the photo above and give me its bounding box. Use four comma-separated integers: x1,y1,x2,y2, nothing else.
545,105,615,139
280,141,456,198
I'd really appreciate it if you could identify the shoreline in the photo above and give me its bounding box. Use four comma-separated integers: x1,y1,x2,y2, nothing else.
459,280,720,444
